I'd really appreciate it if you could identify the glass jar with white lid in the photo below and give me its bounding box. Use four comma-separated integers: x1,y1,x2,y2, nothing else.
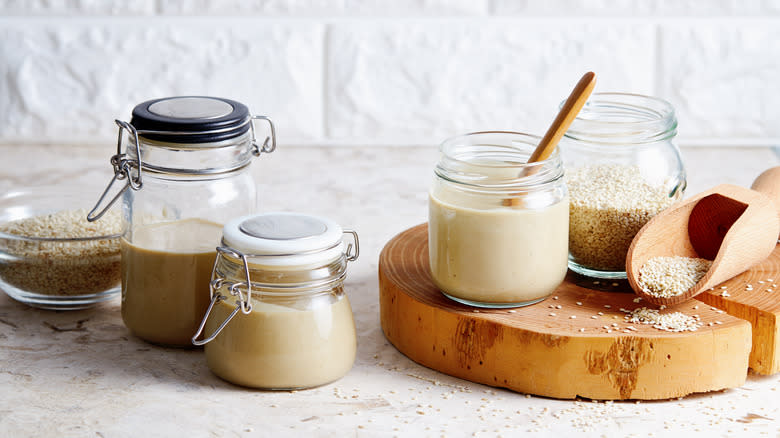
192,212,359,390
561,93,686,280
89,96,276,347
428,131,569,308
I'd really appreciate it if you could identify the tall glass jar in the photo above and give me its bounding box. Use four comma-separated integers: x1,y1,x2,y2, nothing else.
429,131,569,308
192,212,359,390
89,96,276,347
561,93,686,280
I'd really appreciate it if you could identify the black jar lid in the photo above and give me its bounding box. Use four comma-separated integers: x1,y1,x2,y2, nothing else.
130,96,251,144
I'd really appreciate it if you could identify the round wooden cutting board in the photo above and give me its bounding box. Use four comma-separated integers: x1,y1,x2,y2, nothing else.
378,224,754,400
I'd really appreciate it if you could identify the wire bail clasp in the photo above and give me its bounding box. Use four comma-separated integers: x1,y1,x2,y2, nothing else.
192,246,253,346
343,230,360,262
87,120,144,222
250,115,277,156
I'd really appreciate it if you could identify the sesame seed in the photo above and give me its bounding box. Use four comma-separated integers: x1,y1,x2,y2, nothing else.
570,315,577,319
625,307,702,332
567,165,675,271
604,305,611,309
549,313,556,317
638,256,711,297
576,302,582,306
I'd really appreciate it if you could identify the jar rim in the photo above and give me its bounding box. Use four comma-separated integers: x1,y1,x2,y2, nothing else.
563,93,678,145
436,131,564,189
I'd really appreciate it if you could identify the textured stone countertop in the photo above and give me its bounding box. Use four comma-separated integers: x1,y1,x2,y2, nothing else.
1,144,779,437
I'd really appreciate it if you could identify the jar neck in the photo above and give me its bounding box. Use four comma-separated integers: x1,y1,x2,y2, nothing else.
435,131,564,194
215,252,348,295
564,93,677,145
128,131,254,177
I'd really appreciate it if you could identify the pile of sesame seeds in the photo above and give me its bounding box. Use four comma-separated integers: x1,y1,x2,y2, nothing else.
638,256,712,297
624,307,703,332
567,164,675,271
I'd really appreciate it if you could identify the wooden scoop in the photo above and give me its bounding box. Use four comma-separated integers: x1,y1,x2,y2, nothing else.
626,167,780,306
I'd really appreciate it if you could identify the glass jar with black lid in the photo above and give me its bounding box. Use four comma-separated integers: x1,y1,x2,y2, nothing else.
89,96,276,347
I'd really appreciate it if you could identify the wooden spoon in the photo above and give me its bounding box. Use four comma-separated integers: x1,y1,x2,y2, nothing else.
504,72,596,206
532,71,596,162
626,167,780,306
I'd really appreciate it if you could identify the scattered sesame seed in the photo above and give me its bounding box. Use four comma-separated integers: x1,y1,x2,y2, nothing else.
625,307,702,332
591,315,598,319
508,310,516,313
570,315,577,319
576,302,582,306
553,296,559,300
604,305,611,309
549,313,556,317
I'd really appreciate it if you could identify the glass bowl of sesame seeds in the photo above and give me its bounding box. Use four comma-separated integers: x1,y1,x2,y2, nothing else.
0,187,123,310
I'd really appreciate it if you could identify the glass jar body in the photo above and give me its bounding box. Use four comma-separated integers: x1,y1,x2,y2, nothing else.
203,255,357,390
428,131,569,308
561,93,686,279
120,133,258,347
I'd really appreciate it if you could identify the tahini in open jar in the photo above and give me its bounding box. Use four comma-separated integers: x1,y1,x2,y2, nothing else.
193,213,359,389
428,131,569,308
89,96,276,346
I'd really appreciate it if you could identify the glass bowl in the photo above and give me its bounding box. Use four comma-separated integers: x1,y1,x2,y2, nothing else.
0,187,122,310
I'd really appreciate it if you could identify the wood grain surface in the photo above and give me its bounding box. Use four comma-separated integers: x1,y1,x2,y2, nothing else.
697,242,780,374
379,224,757,400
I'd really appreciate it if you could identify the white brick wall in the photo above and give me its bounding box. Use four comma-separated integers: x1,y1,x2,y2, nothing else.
0,1,778,147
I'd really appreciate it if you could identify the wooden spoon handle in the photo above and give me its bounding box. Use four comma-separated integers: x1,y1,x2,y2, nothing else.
528,71,597,163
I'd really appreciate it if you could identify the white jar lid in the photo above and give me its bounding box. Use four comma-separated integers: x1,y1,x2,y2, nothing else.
222,212,344,267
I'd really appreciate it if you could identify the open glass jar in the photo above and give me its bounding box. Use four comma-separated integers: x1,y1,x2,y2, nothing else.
89,96,276,346
428,131,569,308
192,212,359,390
561,93,686,279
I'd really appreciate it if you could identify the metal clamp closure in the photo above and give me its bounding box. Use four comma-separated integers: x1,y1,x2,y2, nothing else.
343,230,360,262
191,246,253,346
87,120,143,222
250,115,277,156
